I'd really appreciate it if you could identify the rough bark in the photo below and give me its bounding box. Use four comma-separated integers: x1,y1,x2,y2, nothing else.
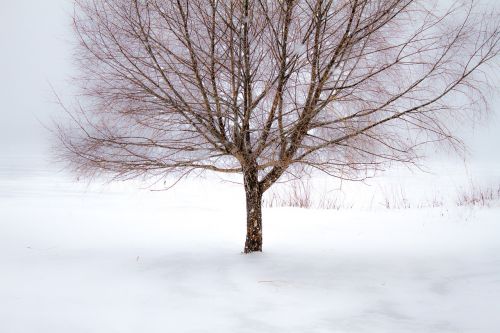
243,166,263,253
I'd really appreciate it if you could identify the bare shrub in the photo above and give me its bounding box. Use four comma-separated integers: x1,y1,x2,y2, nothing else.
456,183,500,207
262,180,312,208
262,180,353,210
381,186,411,209
425,196,445,209
317,195,350,210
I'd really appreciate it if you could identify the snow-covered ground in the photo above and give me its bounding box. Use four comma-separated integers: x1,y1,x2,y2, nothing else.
1,155,500,333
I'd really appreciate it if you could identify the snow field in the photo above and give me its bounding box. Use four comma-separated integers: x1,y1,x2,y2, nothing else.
1,158,499,332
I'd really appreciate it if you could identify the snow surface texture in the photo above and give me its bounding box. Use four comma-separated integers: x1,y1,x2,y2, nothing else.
1,155,500,333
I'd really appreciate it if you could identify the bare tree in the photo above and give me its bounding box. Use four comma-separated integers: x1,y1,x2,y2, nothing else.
58,0,499,253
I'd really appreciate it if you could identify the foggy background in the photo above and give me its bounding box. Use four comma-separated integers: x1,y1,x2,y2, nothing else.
0,0,498,172
0,0,73,160
1,3,499,332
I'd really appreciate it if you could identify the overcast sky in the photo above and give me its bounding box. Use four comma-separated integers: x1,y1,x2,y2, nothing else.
0,0,498,165
0,0,73,156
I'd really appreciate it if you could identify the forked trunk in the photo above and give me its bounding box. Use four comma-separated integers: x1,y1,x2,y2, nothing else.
243,167,263,253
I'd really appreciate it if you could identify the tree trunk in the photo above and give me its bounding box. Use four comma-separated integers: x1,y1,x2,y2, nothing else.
243,167,263,253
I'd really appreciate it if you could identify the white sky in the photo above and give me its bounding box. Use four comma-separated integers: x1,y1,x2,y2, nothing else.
0,0,73,155
0,0,498,164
